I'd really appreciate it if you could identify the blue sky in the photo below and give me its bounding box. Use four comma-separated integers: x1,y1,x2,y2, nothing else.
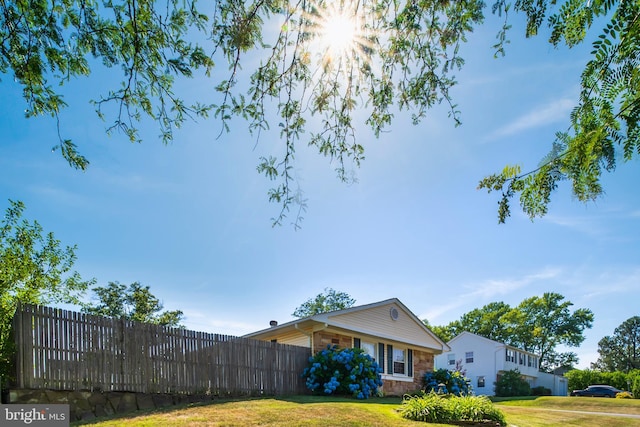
1,11,639,369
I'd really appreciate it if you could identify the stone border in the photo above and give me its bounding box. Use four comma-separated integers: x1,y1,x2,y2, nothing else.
8,388,232,422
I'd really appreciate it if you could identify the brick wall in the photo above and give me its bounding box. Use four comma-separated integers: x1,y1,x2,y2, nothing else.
382,349,434,396
307,331,439,397
312,331,352,354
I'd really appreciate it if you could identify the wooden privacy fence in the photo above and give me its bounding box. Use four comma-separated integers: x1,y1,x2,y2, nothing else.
12,304,311,395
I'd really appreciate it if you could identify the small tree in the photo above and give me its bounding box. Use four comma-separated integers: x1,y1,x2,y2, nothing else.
494,369,531,397
302,345,383,399
292,288,355,318
82,281,183,327
1,200,92,384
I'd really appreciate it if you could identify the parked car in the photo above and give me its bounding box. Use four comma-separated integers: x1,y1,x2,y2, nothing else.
570,385,623,397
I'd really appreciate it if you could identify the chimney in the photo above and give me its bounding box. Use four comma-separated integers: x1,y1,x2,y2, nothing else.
269,320,278,327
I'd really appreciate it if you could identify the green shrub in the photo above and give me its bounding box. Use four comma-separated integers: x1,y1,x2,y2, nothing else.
423,368,472,396
302,345,383,399
531,386,551,396
399,392,506,425
494,369,531,397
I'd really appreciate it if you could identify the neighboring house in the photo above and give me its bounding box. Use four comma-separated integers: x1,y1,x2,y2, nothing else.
244,298,449,396
434,332,567,396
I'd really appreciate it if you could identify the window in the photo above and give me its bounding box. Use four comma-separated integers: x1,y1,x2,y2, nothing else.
505,349,515,363
361,341,376,360
447,354,456,366
393,348,406,374
519,352,524,365
477,376,485,388
465,351,474,363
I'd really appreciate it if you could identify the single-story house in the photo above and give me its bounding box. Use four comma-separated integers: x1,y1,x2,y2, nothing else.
244,298,449,395
434,331,568,396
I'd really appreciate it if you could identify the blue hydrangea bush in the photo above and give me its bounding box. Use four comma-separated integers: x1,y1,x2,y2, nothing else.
302,345,383,399
424,368,472,396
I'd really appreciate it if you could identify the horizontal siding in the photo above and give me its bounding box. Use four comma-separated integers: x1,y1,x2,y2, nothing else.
329,303,440,349
276,333,311,348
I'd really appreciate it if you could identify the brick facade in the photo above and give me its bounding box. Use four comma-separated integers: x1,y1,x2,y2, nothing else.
310,332,435,396
312,331,353,354
382,349,434,396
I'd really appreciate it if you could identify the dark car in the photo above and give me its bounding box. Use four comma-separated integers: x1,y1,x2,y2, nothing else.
570,385,623,397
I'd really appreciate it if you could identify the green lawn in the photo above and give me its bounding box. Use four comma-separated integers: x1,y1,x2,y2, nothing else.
75,395,640,427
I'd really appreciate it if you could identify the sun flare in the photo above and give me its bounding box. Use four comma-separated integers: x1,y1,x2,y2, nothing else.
307,2,369,68
320,9,358,59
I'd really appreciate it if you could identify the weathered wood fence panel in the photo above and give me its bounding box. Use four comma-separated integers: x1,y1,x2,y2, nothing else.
13,304,310,395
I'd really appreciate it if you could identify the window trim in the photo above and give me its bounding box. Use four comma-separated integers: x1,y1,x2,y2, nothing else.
465,351,474,364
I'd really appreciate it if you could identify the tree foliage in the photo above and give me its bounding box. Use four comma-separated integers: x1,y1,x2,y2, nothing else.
430,292,593,372
565,368,640,395
82,281,184,327
592,316,640,373
2,0,637,224
494,369,531,397
0,200,92,382
478,0,640,223
292,288,355,318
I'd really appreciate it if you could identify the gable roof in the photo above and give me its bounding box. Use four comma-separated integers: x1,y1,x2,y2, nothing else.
245,298,449,353
448,331,539,357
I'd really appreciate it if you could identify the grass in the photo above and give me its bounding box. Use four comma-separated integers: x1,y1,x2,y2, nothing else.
75,395,640,427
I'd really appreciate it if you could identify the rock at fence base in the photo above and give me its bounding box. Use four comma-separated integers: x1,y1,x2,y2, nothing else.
151,393,174,408
116,393,138,413
106,392,123,413
93,403,109,418
88,392,107,407
44,390,68,404
69,391,92,412
136,393,155,410
80,411,96,421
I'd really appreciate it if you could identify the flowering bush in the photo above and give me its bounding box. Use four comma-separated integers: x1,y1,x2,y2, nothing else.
302,345,383,399
616,391,633,399
424,368,472,396
400,392,506,425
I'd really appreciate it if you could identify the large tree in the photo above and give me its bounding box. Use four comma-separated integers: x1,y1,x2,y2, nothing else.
0,200,92,381
424,302,513,344
430,293,594,372
592,316,640,373
292,288,355,318
2,1,638,224
82,281,184,327
504,293,593,372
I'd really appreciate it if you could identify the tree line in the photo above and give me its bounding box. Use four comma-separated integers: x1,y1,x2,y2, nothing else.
2,200,637,388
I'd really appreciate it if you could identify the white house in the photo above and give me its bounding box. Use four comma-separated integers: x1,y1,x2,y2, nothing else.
434,332,567,396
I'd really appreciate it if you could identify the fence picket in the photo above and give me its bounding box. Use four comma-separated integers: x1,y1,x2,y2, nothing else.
12,304,309,396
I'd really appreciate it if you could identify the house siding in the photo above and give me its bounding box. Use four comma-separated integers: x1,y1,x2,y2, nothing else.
271,332,310,348
329,303,442,349
435,332,566,396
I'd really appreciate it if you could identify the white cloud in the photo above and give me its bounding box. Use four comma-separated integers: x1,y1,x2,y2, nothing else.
486,98,575,140
422,267,562,323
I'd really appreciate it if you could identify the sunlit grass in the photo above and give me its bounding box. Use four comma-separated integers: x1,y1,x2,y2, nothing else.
75,395,640,427
494,395,640,414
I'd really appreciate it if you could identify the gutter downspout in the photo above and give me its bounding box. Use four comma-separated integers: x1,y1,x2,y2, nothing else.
296,323,328,352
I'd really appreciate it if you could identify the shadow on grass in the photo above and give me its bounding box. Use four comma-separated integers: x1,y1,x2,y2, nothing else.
275,394,405,406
